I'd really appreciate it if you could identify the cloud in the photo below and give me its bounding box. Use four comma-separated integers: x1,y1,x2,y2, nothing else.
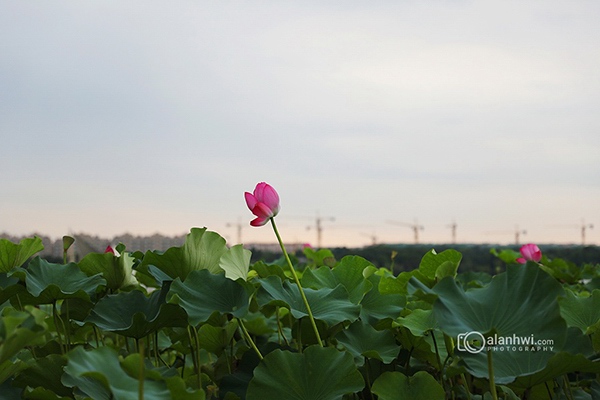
0,1,598,244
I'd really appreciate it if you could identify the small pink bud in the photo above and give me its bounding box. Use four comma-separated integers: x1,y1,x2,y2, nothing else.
516,243,542,264
104,245,120,257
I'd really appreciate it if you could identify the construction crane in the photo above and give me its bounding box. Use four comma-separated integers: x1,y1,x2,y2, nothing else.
446,221,457,244
514,226,527,245
306,215,335,248
581,221,594,245
549,219,594,245
226,219,243,244
484,225,527,245
360,232,378,246
387,220,424,244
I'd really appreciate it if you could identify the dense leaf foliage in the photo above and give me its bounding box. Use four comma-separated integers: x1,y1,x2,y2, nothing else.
0,231,598,399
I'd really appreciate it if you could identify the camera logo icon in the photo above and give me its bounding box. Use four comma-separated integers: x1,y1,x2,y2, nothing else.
457,331,486,354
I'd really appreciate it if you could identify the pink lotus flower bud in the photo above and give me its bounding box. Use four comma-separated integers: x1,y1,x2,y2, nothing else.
245,182,280,227
516,243,542,264
104,245,120,257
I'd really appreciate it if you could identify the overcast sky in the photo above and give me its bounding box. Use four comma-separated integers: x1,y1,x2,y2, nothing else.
1,1,599,248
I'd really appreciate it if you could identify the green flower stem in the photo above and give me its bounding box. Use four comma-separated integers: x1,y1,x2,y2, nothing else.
136,338,145,400
275,306,290,347
52,301,65,355
487,349,498,400
430,330,445,390
238,318,263,360
190,325,202,389
270,218,323,347
461,373,472,400
563,375,574,400
186,326,199,381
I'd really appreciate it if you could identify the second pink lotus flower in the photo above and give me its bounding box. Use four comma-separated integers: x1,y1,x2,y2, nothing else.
516,243,542,264
245,182,280,227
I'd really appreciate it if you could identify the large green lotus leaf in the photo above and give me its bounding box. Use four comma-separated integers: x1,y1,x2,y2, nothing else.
393,308,437,337
250,261,287,280
419,249,462,283
378,273,410,295
456,271,493,289
17,257,106,304
433,263,567,384
559,289,600,335
167,269,250,326
119,353,175,381
20,387,72,399
62,369,111,400
378,268,433,298
335,320,399,365
145,265,174,287
86,286,188,338
0,273,24,305
196,320,239,355
256,276,360,326
62,346,171,400
371,371,445,400
301,255,373,304
0,306,47,365
119,354,206,399
511,351,600,390
0,377,23,399
246,346,364,400
11,354,71,397
220,244,252,282
164,375,206,400
219,346,262,399
359,274,405,325
0,359,24,386
138,227,227,281
241,310,277,336
303,247,336,268
0,237,44,273
78,250,137,291
60,298,95,322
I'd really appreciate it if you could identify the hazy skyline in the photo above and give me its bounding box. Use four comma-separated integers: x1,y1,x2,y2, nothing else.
2,1,599,247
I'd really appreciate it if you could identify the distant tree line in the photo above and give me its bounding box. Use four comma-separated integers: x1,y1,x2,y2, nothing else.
250,244,600,275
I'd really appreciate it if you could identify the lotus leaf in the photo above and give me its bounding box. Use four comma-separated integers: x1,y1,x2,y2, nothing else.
78,249,137,291
419,248,462,282
359,274,405,325
246,345,364,400
220,244,252,281
168,269,250,325
19,258,106,304
335,320,399,365
0,274,23,305
559,289,600,335
301,255,373,304
433,263,567,383
0,237,44,273
256,275,360,326
62,346,171,400
0,306,47,365
371,371,445,400
393,308,437,337
138,227,227,281
86,285,187,338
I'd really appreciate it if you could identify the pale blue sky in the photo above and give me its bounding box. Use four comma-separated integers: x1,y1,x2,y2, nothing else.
2,1,599,247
